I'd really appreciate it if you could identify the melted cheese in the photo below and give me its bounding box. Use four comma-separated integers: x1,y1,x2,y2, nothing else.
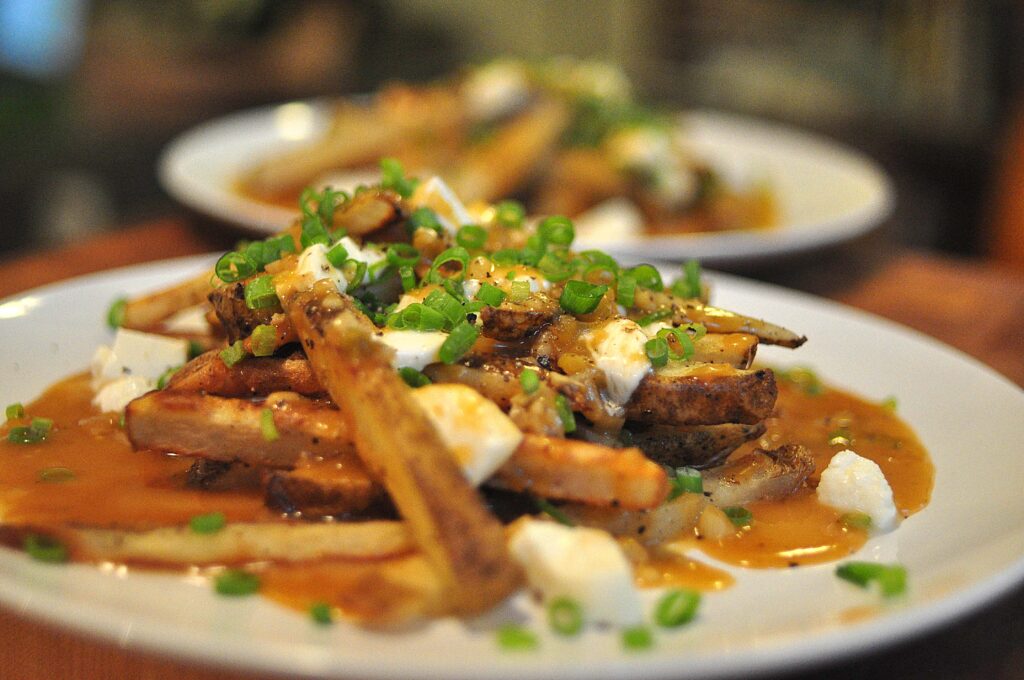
584,318,651,407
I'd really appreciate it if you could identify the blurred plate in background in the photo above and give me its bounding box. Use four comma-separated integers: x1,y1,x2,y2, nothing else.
159,101,893,265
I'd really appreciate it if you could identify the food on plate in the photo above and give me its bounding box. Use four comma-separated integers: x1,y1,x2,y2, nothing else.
238,58,776,237
0,163,932,638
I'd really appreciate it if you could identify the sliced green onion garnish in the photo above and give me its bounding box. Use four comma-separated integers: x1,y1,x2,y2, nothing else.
656,327,696,361
723,506,753,527
839,512,873,530
654,589,701,628
519,234,546,266
23,534,67,563
509,280,531,303
535,497,574,526
244,275,279,310
215,251,257,283
408,206,443,234
398,367,432,388
341,259,368,288
399,303,447,332
8,417,52,445
439,322,479,364
491,249,521,266
380,157,419,198
187,340,204,360
616,272,637,308
189,511,226,534
156,365,180,389
39,466,75,483
835,561,907,597
214,568,261,596
428,246,471,284
398,264,417,292
496,624,538,651
538,252,576,282
106,298,127,329
629,264,663,291
494,200,525,228
667,467,702,499
219,340,248,368
250,324,278,357
537,215,575,246
423,289,465,328
621,625,654,651
5,403,25,420
671,259,702,298
299,213,331,249
315,186,349,228
644,337,668,368
881,396,898,412
456,224,488,250
325,242,349,268
260,408,279,442
310,601,334,625
477,282,507,307
519,369,540,394
386,243,420,268
559,280,608,316
554,394,576,434
547,597,583,636
636,309,671,327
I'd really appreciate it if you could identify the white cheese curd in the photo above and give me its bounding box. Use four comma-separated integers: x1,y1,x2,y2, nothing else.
375,329,448,371
817,449,899,532
505,269,552,294
461,278,482,300
508,519,644,627
409,176,474,235
294,238,385,294
572,198,644,247
584,318,652,407
90,328,189,412
411,384,523,486
462,60,530,121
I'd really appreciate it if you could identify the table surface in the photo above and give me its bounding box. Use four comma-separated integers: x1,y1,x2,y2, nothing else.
0,217,1022,680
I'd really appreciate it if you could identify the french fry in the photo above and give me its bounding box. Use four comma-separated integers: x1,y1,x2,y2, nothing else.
122,272,214,329
282,284,521,615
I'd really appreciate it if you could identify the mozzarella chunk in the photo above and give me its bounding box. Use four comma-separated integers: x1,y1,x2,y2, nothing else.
376,329,448,371
509,519,643,627
411,384,523,486
90,329,188,412
409,176,474,235
817,450,899,532
584,318,652,407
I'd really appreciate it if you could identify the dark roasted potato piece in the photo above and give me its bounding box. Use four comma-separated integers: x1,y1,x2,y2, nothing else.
627,422,766,469
168,350,325,397
703,444,815,506
208,283,279,343
626,366,777,426
478,295,560,342
265,458,385,517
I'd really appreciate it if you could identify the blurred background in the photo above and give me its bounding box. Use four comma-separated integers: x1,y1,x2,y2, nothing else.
0,0,1022,264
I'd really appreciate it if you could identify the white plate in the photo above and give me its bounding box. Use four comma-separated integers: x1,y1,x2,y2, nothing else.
158,102,893,265
1,257,1022,679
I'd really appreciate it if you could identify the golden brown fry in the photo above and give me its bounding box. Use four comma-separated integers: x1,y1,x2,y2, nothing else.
122,272,214,329
167,350,324,396
562,492,708,546
495,436,668,510
282,284,521,616
60,520,412,566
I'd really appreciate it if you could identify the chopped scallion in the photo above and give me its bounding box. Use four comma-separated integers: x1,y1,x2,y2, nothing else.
535,497,574,526
7,417,52,444
408,206,443,235
616,272,637,308
5,403,25,420
537,216,575,246
214,568,261,596
325,242,349,268
244,275,278,310
439,322,479,364
494,200,525,228
23,534,67,563
260,408,279,442
380,157,419,198
427,246,471,284
496,624,538,651
398,367,432,388
39,466,75,483
840,512,873,530
477,282,507,307
156,365,180,389
189,512,226,534
629,264,663,291
554,394,576,434
559,280,608,316
636,309,671,327
621,625,654,651
656,327,696,361
644,337,669,368
723,506,753,527
835,561,907,597
106,298,127,329
214,251,257,284
654,589,701,628
547,597,583,636
250,324,278,357
310,601,334,625
219,340,247,368
519,369,540,394
456,224,488,250
509,280,531,303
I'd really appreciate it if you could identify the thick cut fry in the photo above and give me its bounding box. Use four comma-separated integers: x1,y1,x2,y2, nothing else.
265,457,384,516
122,273,214,329
626,366,777,426
562,492,709,546
126,390,356,468
495,436,668,510
167,350,325,397
58,520,412,566
283,285,521,615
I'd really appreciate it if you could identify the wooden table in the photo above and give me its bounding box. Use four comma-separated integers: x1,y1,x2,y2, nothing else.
1,217,1022,680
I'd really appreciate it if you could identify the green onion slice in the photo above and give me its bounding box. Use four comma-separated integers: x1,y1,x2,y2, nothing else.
494,200,525,228
538,252,576,282
214,251,257,284
723,506,753,527
535,497,574,526
554,394,576,434
835,561,907,597
439,321,479,364
636,309,671,327
189,511,226,534
398,367,432,388
219,340,248,368
8,417,52,444
156,365,180,389
244,275,279,310
559,280,608,315
456,224,488,250
39,466,75,483
5,402,25,420
214,568,261,596
380,157,419,198
644,337,669,368
428,247,471,284
519,368,541,394
616,272,637,308
423,289,465,328
509,280,531,303
23,534,67,563
408,206,443,235
654,589,701,628
629,264,663,291
839,512,873,530
538,216,575,246
386,243,420,268
547,597,583,636
656,327,696,361
106,298,127,329
260,408,279,442
250,324,278,357
477,282,507,307
398,264,417,292
325,242,349,269
310,601,334,625
496,624,538,651
667,467,702,499
621,625,654,651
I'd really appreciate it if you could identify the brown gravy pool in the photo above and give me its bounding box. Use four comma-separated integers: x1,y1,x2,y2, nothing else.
0,372,933,618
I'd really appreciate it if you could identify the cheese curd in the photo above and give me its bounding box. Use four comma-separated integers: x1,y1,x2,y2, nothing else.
294,237,385,293
375,329,448,371
411,384,523,486
817,449,899,532
584,318,652,407
509,519,644,627
409,177,474,235
90,328,189,412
